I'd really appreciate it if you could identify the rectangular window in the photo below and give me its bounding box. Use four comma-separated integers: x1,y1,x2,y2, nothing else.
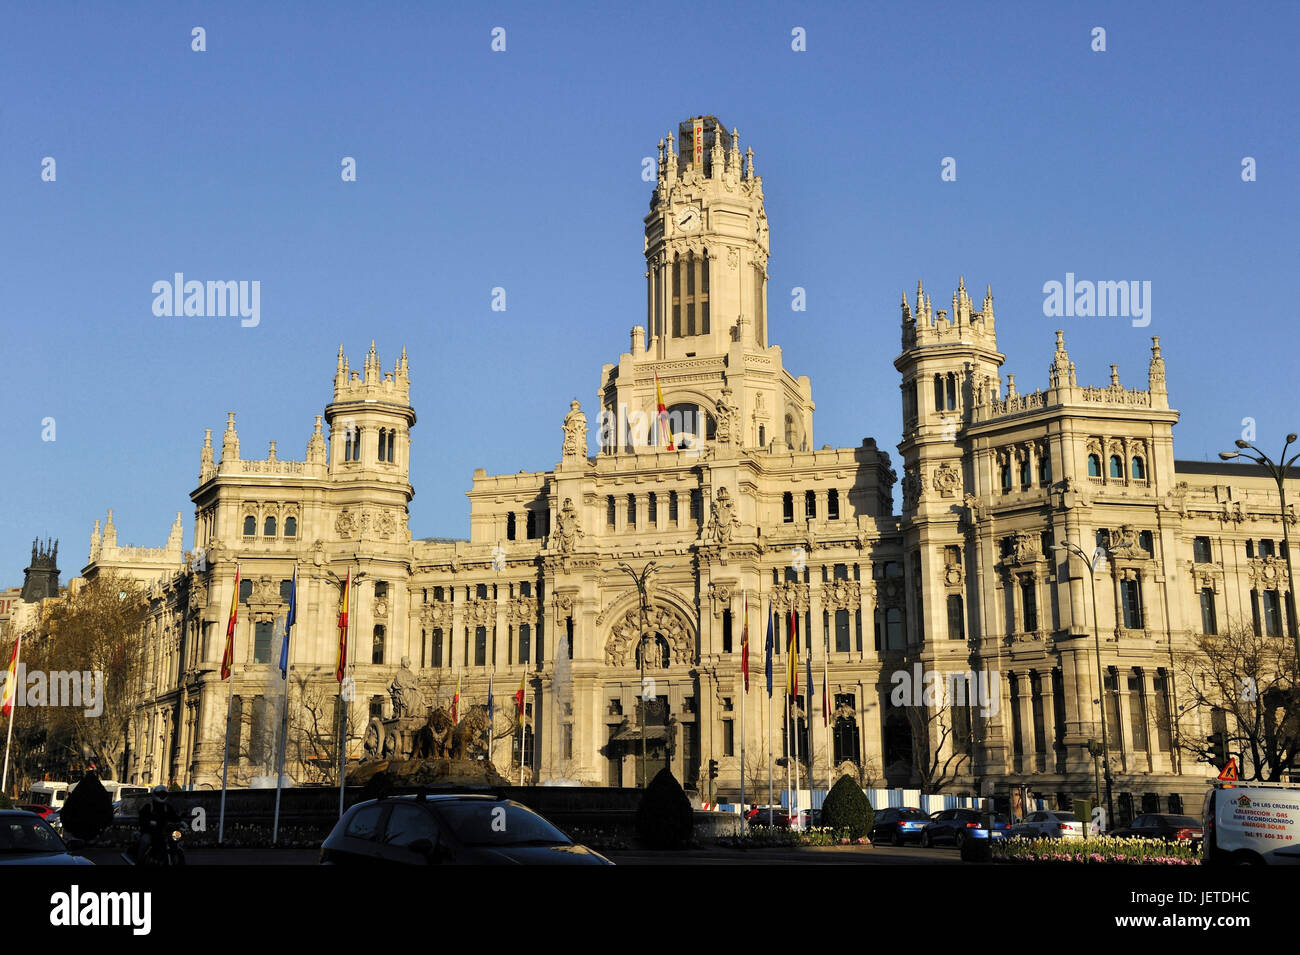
723,720,735,757
431,628,443,667
1263,590,1283,637
782,492,794,523
722,609,733,653
1121,578,1143,630
947,594,965,641
1199,588,1217,635
690,488,703,523
669,490,679,522
648,492,657,524
805,490,816,520
474,626,487,666
526,510,537,539
1152,672,1173,751
827,489,840,520
834,609,850,653
1193,536,1212,563
518,624,531,666
1021,579,1037,632
253,621,273,664
1127,672,1149,752
607,496,616,528
1251,589,1262,636
1260,539,1276,558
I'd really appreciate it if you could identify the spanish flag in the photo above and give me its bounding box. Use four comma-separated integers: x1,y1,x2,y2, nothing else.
655,372,674,451
786,608,799,700
220,566,239,680
515,671,526,715
335,569,351,683
452,673,461,725
1,634,21,717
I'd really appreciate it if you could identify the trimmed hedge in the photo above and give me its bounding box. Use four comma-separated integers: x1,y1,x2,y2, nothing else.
820,776,874,839
635,768,693,849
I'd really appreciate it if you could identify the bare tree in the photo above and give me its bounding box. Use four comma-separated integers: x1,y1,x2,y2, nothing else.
1174,620,1299,781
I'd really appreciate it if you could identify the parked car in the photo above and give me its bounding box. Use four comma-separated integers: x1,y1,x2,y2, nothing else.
920,808,1010,847
320,793,613,865
1202,783,1300,865
746,806,791,828
15,803,56,820
869,807,930,845
1009,810,1086,840
0,810,93,866
1113,813,1203,850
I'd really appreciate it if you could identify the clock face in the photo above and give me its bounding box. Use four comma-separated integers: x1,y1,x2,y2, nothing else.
676,206,700,231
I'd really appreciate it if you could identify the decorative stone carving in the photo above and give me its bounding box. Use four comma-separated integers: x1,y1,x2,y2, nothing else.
603,602,695,668
932,462,960,498
389,657,425,720
821,579,861,611
554,592,575,624
901,465,920,512
715,388,737,446
553,498,581,554
562,400,588,458
336,509,357,539
708,487,739,546
708,581,735,617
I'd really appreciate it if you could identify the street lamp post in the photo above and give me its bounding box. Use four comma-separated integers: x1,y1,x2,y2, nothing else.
1220,434,1300,667
618,560,659,788
1053,540,1115,829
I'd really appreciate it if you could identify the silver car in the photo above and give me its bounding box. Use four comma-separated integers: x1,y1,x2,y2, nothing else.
0,810,94,865
1010,810,1085,840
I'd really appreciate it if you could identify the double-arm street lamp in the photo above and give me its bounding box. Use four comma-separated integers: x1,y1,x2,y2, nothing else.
1052,539,1115,828
1220,435,1300,668
618,560,659,788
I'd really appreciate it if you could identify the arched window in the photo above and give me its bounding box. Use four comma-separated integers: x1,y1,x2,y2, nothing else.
1088,454,1101,477
284,516,297,538
264,516,276,537
1019,457,1031,488
934,374,944,412
758,424,766,448
1039,454,1051,485
372,625,386,665
945,373,957,411
1131,456,1146,480
1001,464,1012,493
378,429,388,463
243,515,256,536
1109,455,1123,479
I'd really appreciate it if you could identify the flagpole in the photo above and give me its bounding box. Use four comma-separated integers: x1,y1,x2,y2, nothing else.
218,686,233,844
792,610,801,832
272,675,289,843
824,631,831,795
518,679,526,787
1,633,23,798
739,590,746,811
766,601,773,817
338,568,355,820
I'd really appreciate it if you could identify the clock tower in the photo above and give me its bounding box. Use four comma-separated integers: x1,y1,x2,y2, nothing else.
598,116,813,454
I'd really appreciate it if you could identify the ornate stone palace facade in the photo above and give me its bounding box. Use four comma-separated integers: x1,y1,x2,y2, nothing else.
83,116,1297,811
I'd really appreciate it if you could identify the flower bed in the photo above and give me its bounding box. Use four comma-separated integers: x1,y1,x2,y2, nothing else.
992,836,1199,865
717,826,867,849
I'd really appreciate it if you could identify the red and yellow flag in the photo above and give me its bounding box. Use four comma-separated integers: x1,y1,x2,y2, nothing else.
740,594,750,693
786,608,799,700
1,635,21,717
335,569,351,683
515,671,526,715
220,566,239,680
452,673,461,725
655,373,675,451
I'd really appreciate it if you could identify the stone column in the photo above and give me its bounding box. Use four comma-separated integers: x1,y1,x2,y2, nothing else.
1016,671,1035,773
1039,670,1058,773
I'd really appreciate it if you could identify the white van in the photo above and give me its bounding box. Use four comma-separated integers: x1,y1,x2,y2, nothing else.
25,780,70,812
1202,782,1300,865
99,780,149,803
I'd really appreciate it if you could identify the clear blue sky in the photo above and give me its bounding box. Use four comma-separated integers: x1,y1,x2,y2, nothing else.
2,1,1297,580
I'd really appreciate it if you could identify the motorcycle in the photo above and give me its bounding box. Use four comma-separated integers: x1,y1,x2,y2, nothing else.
120,820,188,866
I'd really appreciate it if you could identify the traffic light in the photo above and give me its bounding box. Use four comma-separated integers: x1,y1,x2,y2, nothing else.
708,759,718,781
1207,732,1228,767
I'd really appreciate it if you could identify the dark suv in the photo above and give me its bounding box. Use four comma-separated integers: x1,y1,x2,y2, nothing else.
920,808,1010,847
320,793,613,865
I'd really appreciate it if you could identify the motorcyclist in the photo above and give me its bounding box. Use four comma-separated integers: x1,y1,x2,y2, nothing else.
136,785,183,863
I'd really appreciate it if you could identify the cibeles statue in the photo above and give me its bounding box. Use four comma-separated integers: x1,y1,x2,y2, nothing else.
562,399,588,458
388,656,425,720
